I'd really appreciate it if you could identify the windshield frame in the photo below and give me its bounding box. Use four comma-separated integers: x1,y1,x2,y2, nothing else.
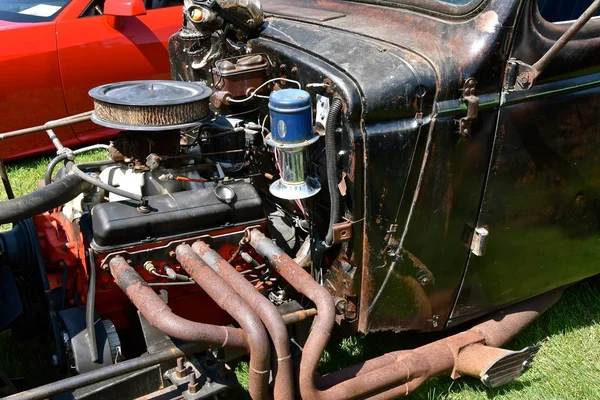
344,0,488,17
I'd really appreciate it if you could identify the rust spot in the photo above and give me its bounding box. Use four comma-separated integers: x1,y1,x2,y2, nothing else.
476,11,500,34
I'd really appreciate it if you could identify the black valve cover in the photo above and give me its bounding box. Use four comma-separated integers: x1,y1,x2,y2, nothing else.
90,182,264,249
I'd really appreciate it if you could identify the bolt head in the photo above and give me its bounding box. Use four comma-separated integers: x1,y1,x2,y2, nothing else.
335,298,348,315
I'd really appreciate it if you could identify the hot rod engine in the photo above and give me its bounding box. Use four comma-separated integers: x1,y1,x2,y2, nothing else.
5,0,600,399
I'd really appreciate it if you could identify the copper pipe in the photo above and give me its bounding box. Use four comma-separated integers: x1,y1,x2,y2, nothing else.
175,245,272,400
109,256,247,350
248,229,562,399
192,241,294,400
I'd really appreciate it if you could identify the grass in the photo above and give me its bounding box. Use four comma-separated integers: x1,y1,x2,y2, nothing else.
1,152,600,398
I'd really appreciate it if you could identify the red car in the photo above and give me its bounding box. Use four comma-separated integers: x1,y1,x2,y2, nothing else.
0,0,182,161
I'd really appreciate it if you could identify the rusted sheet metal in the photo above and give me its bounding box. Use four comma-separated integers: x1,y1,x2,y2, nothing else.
257,0,521,334
174,245,272,400
109,256,248,349
192,241,294,400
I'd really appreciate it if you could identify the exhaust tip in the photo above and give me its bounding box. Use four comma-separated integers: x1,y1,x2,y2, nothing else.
481,344,540,388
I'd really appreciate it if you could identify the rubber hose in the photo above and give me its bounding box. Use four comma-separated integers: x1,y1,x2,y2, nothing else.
70,162,143,202
0,173,92,225
44,153,69,186
76,160,119,170
325,98,343,247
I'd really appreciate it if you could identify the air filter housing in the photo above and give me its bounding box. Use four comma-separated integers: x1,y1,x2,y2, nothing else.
89,80,212,131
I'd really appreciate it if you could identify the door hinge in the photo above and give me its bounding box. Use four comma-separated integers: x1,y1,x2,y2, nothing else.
459,78,479,138
470,227,489,257
503,58,536,92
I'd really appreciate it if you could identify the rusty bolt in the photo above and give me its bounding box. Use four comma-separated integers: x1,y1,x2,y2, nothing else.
188,372,199,394
291,66,298,74
169,251,176,258
334,297,348,315
175,357,187,379
279,64,286,72
519,73,532,86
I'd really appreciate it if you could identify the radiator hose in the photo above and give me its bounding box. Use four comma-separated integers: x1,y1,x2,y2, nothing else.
0,170,92,225
325,98,343,247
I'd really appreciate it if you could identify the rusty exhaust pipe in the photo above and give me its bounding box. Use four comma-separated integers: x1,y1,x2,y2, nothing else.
247,229,562,399
246,229,337,399
175,244,272,400
191,241,294,400
109,256,248,350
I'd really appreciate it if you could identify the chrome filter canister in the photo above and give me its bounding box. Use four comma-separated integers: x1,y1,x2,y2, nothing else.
266,89,321,200
89,80,212,131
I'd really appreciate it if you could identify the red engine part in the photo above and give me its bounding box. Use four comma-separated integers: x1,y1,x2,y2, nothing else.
34,211,270,332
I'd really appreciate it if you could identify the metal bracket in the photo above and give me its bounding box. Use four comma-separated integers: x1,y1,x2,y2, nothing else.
459,78,479,138
315,95,331,133
332,221,353,244
503,59,536,92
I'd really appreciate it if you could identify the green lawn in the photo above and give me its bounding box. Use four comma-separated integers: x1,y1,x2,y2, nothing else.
1,152,599,399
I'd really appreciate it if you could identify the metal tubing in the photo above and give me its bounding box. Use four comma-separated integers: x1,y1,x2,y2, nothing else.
532,0,600,78
0,111,93,141
70,162,143,201
320,290,563,399
247,229,336,400
471,288,563,348
46,129,65,152
4,342,208,400
109,256,248,350
282,308,318,325
192,241,294,400
248,229,562,400
0,156,14,199
175,245,272,400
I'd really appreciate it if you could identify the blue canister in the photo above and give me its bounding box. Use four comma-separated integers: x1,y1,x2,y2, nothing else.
268,89,313,144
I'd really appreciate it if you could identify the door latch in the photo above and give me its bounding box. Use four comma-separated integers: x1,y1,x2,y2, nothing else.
459,78,479,138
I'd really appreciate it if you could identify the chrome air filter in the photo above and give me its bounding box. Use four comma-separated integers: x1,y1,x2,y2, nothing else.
89,80,212,131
